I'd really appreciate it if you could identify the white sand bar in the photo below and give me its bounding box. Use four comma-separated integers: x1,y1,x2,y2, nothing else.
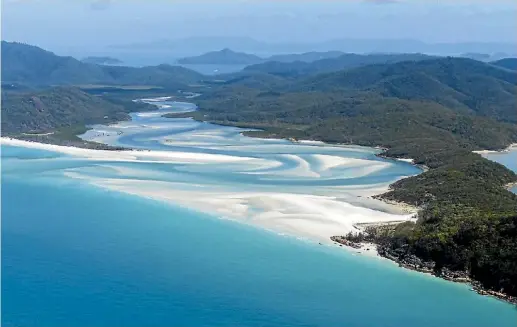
2,134,419,245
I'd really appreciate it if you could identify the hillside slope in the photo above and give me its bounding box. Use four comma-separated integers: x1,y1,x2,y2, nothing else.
491,58,517,71
177,48,264,65
1,87,150,135
296,57,517,123
244,53,434,77
1,41,203,87
2,42,108,85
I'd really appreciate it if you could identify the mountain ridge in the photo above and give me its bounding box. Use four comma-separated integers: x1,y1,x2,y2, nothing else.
294,57,517,123
1,41,203,87
244,53,435,77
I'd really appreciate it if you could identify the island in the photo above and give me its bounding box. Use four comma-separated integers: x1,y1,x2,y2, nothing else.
81,56,124,65
176,48,264,65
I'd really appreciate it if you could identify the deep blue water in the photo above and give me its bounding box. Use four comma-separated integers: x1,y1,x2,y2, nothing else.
2,146,517,327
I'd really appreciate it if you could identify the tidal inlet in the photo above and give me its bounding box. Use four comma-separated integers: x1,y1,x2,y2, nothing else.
11,99,422,243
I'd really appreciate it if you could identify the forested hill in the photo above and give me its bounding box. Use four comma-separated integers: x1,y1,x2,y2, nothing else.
2,42,108,85
267,51,345,63
1,87,152,136
294,57,517,123
177,48,263,65
177,49,346,66
1,41,203,87
81,56,123,65
491,58,517,71
243,53,434,77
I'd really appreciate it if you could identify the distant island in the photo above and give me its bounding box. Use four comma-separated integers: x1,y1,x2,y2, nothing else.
177,48,517,70
177,48,349,65
111,36,517,57
177,48,264,65
81,56,123,65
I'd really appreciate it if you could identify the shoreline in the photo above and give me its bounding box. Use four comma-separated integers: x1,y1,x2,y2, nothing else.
331,236,517,305
506,181,517,190
473,143,517,155
1,100,427,248
1,135,418,242
475,143,517,192
330,221,517,305
3,107,516,305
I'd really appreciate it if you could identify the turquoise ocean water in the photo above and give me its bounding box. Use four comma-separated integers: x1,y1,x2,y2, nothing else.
2,100,517,326
3,147,517,327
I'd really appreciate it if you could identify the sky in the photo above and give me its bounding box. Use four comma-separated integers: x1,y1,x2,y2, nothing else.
2,0,517,53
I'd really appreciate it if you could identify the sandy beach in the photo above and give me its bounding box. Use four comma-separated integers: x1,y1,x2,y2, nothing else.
473,143,517,155
2,136,419,250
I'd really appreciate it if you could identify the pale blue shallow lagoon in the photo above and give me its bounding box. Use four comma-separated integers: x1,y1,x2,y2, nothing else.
2,99,517,326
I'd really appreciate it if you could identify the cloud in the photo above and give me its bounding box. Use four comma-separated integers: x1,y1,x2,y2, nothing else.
90,0,111,11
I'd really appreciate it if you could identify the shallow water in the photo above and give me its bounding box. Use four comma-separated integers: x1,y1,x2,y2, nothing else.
2,100,517,326
67,100,428,241
80,100,420,195
483,148,517,193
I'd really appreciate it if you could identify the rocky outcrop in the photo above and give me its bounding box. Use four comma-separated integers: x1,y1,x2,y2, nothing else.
331,235,517,305
330,236,362,249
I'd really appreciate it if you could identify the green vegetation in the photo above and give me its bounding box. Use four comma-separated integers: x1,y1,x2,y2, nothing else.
295,57,517,123
1,41,203,87
376,212,517,300
177,49,347,66
17,125,128,150
267,51,345,63
491,58,517,71
183,57,517,298
81,56,123,65
177,48,263,65
459,53,491,61
243,53,434,77
0,41,207,147
1,87,154,148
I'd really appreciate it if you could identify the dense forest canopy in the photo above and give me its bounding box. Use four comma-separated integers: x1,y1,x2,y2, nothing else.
1,87,153,135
